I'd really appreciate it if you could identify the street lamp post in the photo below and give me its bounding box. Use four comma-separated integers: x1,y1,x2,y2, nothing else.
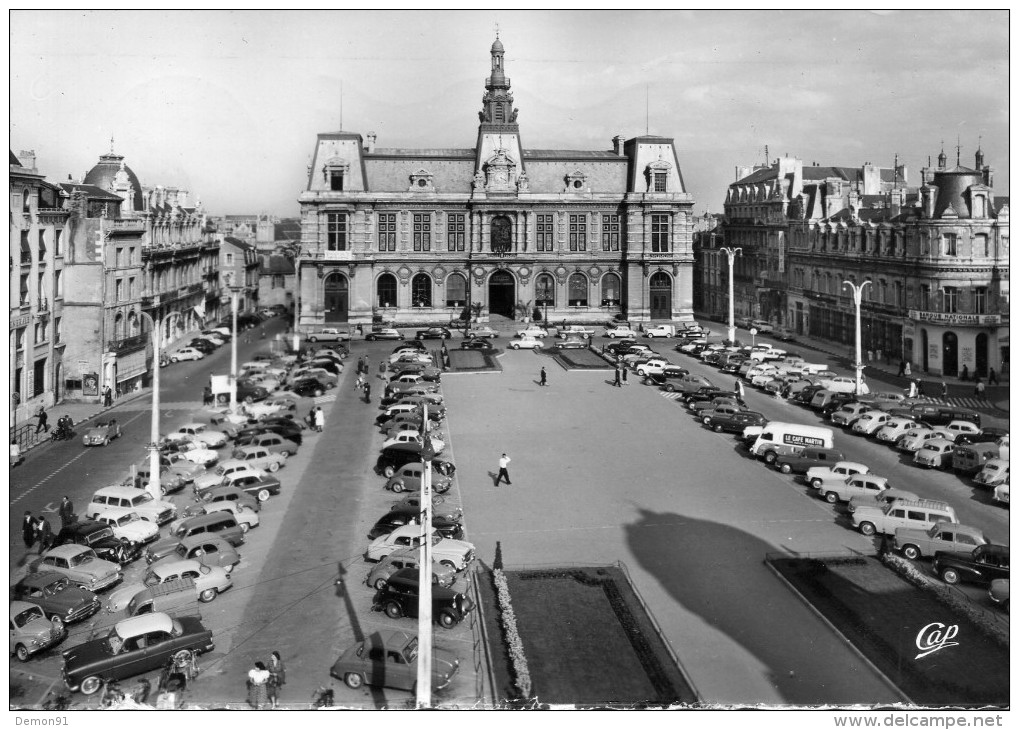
228,282,241,414
843,280,872,395
416,405,436,708
719,247,742,344
140,310,181,499
292,249,301,351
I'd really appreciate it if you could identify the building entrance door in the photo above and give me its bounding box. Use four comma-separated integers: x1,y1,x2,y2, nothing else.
975,333,988,378
942,331,958,376
324,274,349,323
649,272,672,319
488,270,516,318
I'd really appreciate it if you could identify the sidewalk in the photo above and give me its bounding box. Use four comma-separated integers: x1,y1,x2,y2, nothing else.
695,312,1009,415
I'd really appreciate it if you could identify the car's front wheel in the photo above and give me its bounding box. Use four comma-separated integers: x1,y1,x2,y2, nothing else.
344,672,364,689
199,588,218,603
314,389,324,397
15,644,30,662
858,521,876,536
257,489,271,502
438,611,457,629
647,333,655,338
171,356,179,363
374,578,388,590
239,522,250,534
80,676,103,695
713,424,724,433
511,343,519,349
268,461,280,473
940,568,960,585
824,491,839,504
384,601,403,619
391,481,405,493
763,451,777,465
779,463,792,474
902,545,921,561
810,478,823,489
383,465,395,478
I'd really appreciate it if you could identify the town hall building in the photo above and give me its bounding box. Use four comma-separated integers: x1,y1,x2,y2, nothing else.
296,36,695,329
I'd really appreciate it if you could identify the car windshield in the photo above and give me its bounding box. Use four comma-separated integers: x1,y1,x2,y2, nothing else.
15,607,44,628
405,637,419,662
87,527,116,543
215,466,228,476
69,551,96,566
44,577,69,595
132,493,154,506
143,572,161,587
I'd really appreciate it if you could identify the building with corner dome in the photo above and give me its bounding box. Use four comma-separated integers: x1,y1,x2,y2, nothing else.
296,37,695,329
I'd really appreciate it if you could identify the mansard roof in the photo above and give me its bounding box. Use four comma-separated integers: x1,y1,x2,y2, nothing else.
59,182,123,202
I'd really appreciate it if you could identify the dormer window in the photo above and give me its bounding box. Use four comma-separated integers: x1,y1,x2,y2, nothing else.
564,170,587,193
409,169,435,192
645,159,672,193
322,157,350,192
654,173,667,192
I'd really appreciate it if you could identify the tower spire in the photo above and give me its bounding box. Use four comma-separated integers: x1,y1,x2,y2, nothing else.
478,34,517,128
110,134,115,154
956,135,961,166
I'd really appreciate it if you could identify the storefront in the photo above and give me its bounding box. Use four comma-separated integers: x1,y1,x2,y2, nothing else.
909,311,1004,377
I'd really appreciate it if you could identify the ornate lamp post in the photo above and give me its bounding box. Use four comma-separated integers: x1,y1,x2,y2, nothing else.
416,407,436,708
139,310,181,499
225,273,243,414
843,280,872,395
719,247,742,344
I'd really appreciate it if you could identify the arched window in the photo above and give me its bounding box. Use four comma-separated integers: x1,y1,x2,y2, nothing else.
377,273,397,309
535,273,555,306
445,273,467,308
114,313,124,341
128,312,139,336
601,273,621,306
491,216,512,254
568,273,588,306
411,273,432,308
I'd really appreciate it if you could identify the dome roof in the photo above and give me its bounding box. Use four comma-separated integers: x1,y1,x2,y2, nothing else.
83,152,144,211
491,37,504,53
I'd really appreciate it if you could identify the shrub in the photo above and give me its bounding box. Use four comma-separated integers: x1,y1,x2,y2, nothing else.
493,568,532,698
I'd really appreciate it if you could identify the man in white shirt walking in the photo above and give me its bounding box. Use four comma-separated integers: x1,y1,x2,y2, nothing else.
495,453,512,486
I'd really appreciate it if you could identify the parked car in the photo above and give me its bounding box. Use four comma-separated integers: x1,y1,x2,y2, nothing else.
170,347,205,362
875,418,922,444
466,325,499,338
515,326,548,339
897,427,942,453
91,509,160,549
460,337,494,351
806,461,871,489
846,488,921,515
974,458,1010,488
365,328,404,341
604,326,639,339
367,512,464,542
10,601,66,661
830,404,878,427
175,423,229,449
913,438,957,469
773,327,797,342
558,335,588,350
391,492,461,522
30,545,121,592
509,335,543,350
641,367,690,387
106,560,232,612
683,387,729,406
993,482,1010,507
187,339,217,353
372,568,474,629
816,474,891,505
852,497,958,537
230,445,287,473
61,612,215,694
415,327,452,340
200,472,282,503
704,410,767,434
774,447,846,475
240,432,299,458
988,579,1010,612
330,630,459,691
365,526,475,570
10,573,101,627
634,359,675,377
365,547,459,590
851,411,894,436
86,487,177,526
376,444,454,478
306,328,351,343
894,524,989,561
82,419,123,447
383,463,453,495
932,544,1010,586
235,382,270,402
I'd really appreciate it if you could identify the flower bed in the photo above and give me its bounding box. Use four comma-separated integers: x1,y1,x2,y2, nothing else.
770,555,1009,706
552,348,614,370
445,349,502,373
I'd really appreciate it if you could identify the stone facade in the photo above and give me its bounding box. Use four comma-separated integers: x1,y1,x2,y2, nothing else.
297,37,695,329
219,237,261,313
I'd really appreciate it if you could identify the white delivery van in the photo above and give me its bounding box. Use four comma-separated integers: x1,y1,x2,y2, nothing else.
797,363,831,375
644,324,676,338
750,422,836,463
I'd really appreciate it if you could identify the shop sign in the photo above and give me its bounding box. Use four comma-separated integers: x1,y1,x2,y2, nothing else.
908,311,1001,326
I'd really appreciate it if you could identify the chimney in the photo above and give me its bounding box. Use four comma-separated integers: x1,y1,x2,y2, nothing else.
365,132,377,153
613,135,625,156
18,150,37,171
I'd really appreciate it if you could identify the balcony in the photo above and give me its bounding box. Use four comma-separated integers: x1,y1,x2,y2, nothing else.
307,249,354,262
107,333,148,355
108,219,145,233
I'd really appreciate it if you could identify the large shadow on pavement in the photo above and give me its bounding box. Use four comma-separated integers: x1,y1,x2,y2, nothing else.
623,507,882,705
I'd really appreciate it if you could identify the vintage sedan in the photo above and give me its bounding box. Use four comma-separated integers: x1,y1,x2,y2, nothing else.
61,612,214,694
366,526,475,569
384,463,453,495
52,521,141,566
367,512,464,541
175,423,229,449
92,509,160,547
893,523,989,561
200,472,281,503
148,535,241,573
376,443,453,478
31,545,121,592
365,328,405,341
703,410,766,434
806,461,871,490
191,484,261,514
851,411,894,436
194,463,266,491
875,417,922,444
306,328,351,343
229,445,287,473
390,494,462,524
160,438,219,468
391,364,442,382
913,438,957,469
988,579,1009,612
465,325,499,339
11,573,101,627
188,500,260,532
170,347,205,362
105,560,233,612
774,448,846,475
365,547,459,590
330,630,458,692
604,325,639,339
460,337,495,350
82,419,123,447
10,601,66,662
416,327,452,340
933,544,1010,586
382,431,446,453
290,378,331,398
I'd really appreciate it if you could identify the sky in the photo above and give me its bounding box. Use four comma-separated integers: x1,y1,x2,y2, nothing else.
10,9,1010,217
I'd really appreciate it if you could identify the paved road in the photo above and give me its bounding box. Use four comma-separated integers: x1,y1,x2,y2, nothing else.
441,347,902,705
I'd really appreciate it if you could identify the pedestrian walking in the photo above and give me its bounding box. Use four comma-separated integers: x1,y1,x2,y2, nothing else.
247,661,270,709
202,386,213,406
363,382,371,403
960,365,969,381
22,511,37,550
897,360,906,377
916,379,926,397
314,407,325,432
613,367,622,387
876,349,883,363
734,379,745,403
907,380,918,399
539,367,547,387
976,379,986,400
35,407,49,434
103,387,113,407
495,453,512,486
58,496,75,527
36,516,53,553
267,651,285,709
904,362,911,377
988,368,998,385
941,380,949,399
378,361,386,380
10,439,21,467
355,374,365,390
622,367,628,385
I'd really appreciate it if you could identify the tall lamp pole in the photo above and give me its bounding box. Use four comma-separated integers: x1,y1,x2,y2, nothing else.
140,310,181,499
227,276,241,414
843,280,872,396
719,247,742,344
292,248,301,351
416,405,436,708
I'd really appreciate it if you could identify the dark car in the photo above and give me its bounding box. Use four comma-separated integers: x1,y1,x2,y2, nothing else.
330,630,459,691
366,328,404,341
641,367,689,387
235,382,269,402
376,444,455,478
11,572,101,627
702,350,726,366
235,423,303,447
955,427,1010,447
793,384,826,406
819,393,858,416
460,338,494,351
605,340,638,356
304,359,343,376
200,474,282,503
61,612,214,695
719,357,749,373
290,378,331,398
372,568,474,629
187,339,217,354
393,341,428,354
683,386,729,405
933,544,1009,586
773,447,846,475
704,410,767,434
257,414,304,431
416,327,452,340
367,513,464,542
53,521,141,566
391,365,441,382
888,404,982,428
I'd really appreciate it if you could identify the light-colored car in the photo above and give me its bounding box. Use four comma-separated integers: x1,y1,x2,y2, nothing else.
167,440,219,467
941,420,982,439
819,376,870,395
974,458,1010,488
515,326,548,339
509,336,543,350
92,509,160,547
897,427,940,452
830,404,878,427
86,486,176,525
644,325,676,339
82,419,123,447
170,347,205,362
913,438,956,469
749,319,774,334
365,546,459,590
556,325,595,338
105,560,232,611
466,325,499,338
382,431,446,453
10,600,66,662
875,418,922,443
817,474,890,505
288,368,339,386
148,535,241,574
307,328,351,343
807,461,871,490
384,463,453,494
851,411,893,436
229,445,287,473
389,352,433,366
194,463,267,491
366,526,475,570
635,359,673,377
893,523,989,561
604,326,638,339
176,423,228,449
243,432,300,458
31,545,121,592
992,482,1009,506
